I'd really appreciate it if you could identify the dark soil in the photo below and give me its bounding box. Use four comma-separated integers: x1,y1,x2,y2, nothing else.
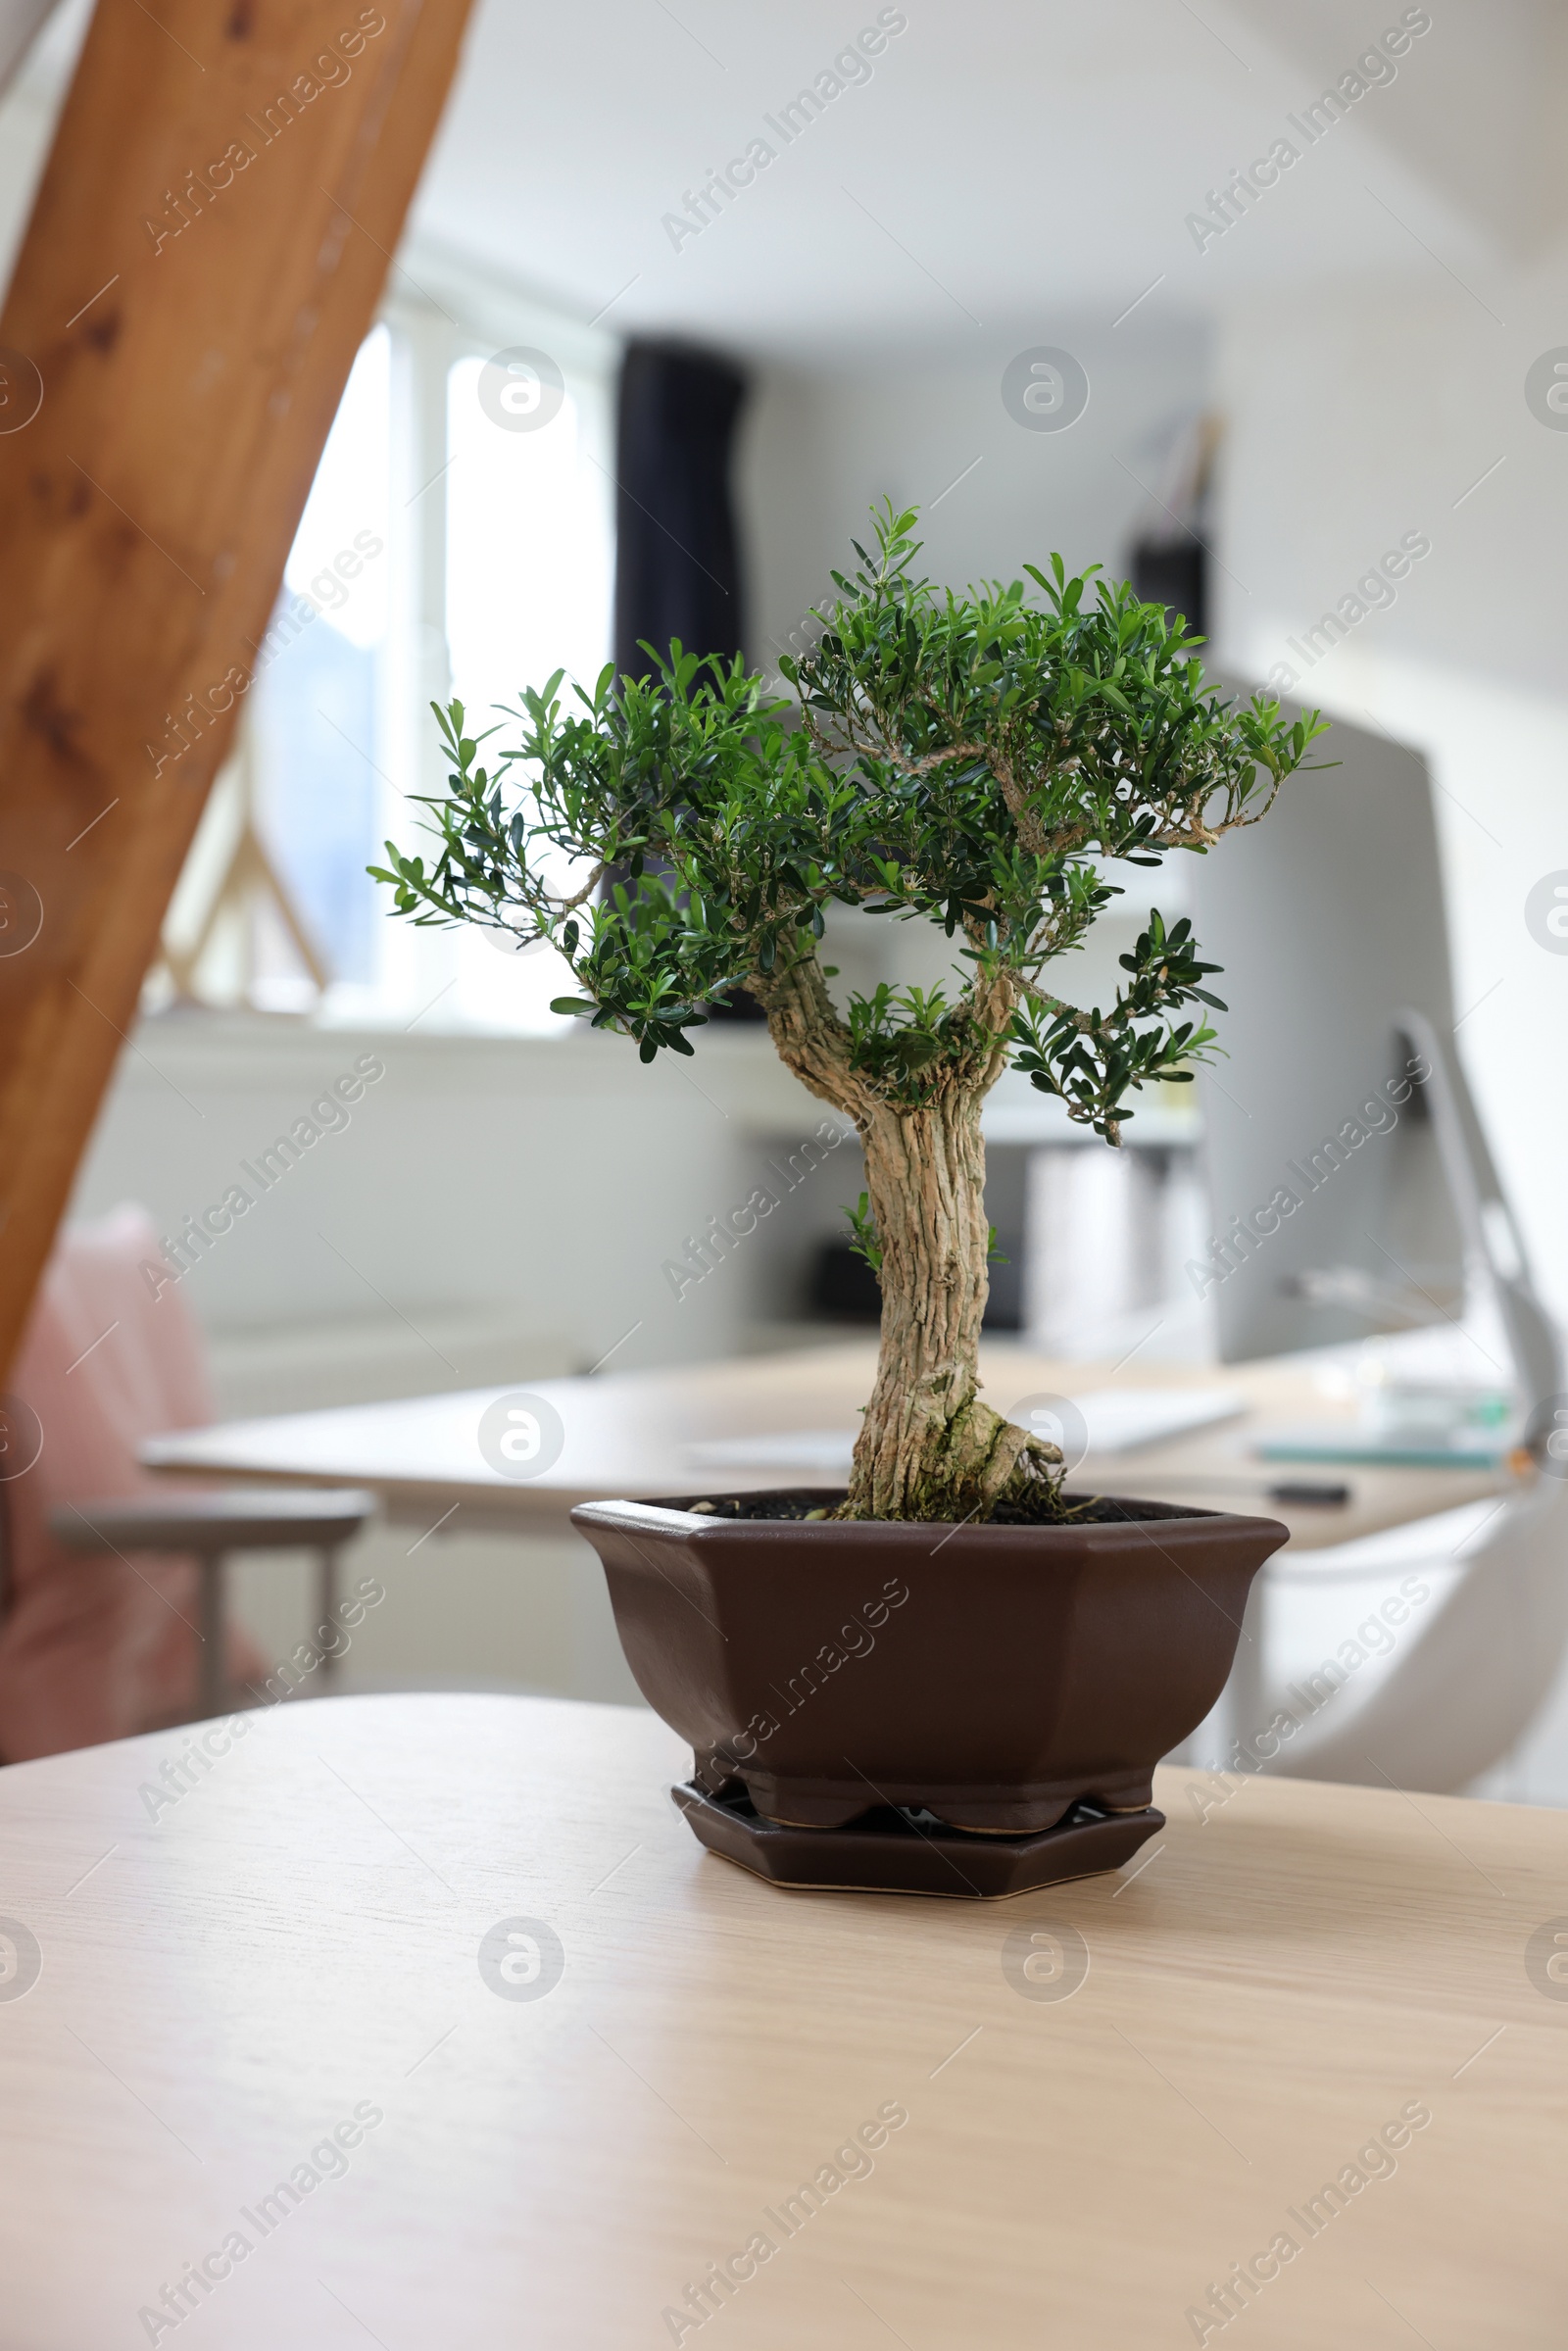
682,1493,830,1520
673,1489,1211,1526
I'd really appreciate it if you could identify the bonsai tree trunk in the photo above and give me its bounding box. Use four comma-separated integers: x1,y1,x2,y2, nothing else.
754,952,1060,1523
848,1095,1044,1520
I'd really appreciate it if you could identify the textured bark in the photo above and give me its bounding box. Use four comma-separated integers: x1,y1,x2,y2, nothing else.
752,948,1063,1522
848,1096,1031,1519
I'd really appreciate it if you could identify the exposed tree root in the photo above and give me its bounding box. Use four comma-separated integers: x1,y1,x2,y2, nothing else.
837,1393,1069,1525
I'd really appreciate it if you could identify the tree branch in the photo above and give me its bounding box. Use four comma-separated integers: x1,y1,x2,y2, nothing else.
749,947,869,1124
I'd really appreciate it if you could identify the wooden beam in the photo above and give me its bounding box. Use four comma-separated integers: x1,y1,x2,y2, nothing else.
0,0,473,1376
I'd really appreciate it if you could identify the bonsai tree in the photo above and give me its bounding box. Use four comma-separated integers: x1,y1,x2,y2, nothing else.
372,507,1324,1525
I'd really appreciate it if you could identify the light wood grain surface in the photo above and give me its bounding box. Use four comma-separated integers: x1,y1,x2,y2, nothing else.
142,1339,1513,1550
1,1692,1563,2347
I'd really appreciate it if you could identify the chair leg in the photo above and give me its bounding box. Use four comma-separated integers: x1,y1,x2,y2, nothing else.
318,1545,341,1690
197,1552,227,1720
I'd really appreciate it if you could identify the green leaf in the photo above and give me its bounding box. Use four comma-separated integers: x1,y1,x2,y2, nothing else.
372,497,1319,1138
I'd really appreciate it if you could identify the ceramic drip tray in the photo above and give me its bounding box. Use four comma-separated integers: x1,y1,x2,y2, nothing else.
671,1779,1165,1899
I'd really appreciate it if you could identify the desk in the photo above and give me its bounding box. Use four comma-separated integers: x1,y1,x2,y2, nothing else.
141,1339,1513,1550
0,1692,1563,2346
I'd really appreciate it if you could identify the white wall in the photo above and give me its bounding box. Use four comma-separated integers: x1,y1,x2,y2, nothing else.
738,317,1212,678
1212,265,1568,1318
68,1014,848,1386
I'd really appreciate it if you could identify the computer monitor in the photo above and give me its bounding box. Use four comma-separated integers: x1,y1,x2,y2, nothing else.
1186,698,1556,1405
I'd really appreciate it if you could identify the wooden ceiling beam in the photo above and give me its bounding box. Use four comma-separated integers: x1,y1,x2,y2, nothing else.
0,0,474,1376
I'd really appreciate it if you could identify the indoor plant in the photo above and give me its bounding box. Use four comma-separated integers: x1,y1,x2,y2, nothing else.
373,507,1323,1889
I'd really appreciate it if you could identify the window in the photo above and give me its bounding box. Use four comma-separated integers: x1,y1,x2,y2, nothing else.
169,266,615,1030
442,346,612,1033
251,324,392,997
446,355,611,725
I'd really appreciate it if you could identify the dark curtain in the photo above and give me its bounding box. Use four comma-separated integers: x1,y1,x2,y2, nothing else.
1127,415,1217,642
609,339,763,1019
612,340,749,683
1131,539,1208,641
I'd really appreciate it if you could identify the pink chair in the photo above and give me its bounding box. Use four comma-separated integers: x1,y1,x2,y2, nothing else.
0,1204,368,1762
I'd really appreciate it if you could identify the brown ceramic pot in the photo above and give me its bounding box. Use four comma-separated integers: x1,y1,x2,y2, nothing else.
571,1489,1288,1835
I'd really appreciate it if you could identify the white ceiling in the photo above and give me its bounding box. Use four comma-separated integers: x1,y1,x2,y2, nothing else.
5,0,1559,365
411,0,1564,362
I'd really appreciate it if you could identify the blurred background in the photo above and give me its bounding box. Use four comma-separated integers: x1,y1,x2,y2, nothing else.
4,0,1566,1790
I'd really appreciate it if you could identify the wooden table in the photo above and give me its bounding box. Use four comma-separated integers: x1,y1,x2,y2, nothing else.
1,1692,1563,2346
141,1339,1514,1551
